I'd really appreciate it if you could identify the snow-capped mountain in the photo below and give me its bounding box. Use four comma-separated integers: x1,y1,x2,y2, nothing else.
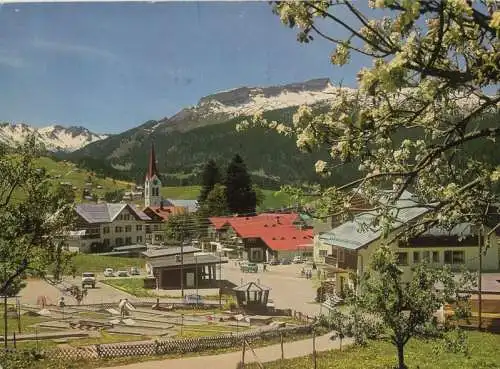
159,78,352,132
0,123,108,152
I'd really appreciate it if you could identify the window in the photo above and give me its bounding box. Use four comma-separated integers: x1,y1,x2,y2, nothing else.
396,252,408,266
125,225,132,232
153,224,159,231
123,214,131,221
432,251,440,263
136,236,143,243
115,238,124,246
413,251,420,264
154,234,163,241
422,251,430,262
319,250,328,257
103,226,110,234
136,225,142,231
115,226,123,233
125,237,132,245
444,251,465,265
103,239,110,247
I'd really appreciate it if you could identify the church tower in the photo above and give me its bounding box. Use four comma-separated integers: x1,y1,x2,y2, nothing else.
144,143,162,207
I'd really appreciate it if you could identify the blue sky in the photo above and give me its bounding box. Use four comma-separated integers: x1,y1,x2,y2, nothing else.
0,2,368,133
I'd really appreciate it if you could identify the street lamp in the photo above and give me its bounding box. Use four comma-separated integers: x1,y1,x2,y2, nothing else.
219,251,222,308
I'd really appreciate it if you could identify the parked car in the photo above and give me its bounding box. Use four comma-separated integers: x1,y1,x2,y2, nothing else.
293,256,304,264
240,262,259,273
184,294,203,305
103,268,115,277
269,258,280,265
81,272,96,288
116,270,129,277
280,258,291,265
130,267,140,275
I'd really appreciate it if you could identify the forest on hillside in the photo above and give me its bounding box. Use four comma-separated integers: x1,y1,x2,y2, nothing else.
58,108,500,190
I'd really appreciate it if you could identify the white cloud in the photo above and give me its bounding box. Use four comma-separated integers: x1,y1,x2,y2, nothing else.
0,52,26,68
32,39,117,61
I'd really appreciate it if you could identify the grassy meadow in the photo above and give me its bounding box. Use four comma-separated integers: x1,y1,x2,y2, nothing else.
245,331,500,369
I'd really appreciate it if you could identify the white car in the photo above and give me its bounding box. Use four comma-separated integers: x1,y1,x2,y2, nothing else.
293,256,304,264
81,272,96,288
117,270,129,277
104,268,115,277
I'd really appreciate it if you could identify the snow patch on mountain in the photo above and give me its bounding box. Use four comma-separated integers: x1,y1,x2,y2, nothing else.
161,78,354,132
0,123,108,152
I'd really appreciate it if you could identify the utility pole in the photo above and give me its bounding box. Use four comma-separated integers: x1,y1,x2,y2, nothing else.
4,294,8,349
219,251,222,308
478,224,483,330
180,240,184,298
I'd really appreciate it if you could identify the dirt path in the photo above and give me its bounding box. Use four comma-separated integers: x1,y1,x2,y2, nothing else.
101,332,347,369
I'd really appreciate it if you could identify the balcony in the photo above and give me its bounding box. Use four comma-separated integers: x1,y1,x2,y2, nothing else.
324,255,357,271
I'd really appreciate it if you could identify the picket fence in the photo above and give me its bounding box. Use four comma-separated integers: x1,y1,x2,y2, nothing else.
46,324,313,361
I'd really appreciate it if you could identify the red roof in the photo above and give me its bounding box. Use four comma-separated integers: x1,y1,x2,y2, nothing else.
209,213,312,251
259,226,313,251
146,143,159,180
209,213,299,231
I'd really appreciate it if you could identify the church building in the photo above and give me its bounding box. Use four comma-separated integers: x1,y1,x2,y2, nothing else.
144,143,162,207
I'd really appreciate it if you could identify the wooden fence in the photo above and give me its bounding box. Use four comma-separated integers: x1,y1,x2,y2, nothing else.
46,324,313,361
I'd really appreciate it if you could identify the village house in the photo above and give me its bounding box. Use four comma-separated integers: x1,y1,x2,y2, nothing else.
209,213,314,262
142,246,227,290
67,203,151,253
313,191,500,293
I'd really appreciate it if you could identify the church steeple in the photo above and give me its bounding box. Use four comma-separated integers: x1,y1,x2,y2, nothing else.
146,143,159,180
144,143,162,207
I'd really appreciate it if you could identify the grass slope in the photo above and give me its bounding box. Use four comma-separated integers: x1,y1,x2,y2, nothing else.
245,331,500,369
35,156,133,202
30,157,290,210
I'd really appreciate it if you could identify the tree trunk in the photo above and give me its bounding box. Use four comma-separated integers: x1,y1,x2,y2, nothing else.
397,343,406,369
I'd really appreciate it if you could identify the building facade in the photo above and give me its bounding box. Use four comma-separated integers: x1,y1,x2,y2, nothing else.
313,191,500,288
69,203,151,253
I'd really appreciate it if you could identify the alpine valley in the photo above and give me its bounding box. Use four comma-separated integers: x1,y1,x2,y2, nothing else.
4,78,498,190
61,78,358,188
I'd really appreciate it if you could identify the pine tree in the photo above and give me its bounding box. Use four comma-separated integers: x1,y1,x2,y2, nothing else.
205,184,229,216
198,159,221,204
225,154,256,215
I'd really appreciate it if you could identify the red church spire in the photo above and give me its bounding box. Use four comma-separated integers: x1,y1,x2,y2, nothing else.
146,143,159,180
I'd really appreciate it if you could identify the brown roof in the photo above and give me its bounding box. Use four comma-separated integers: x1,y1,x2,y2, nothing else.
143,205,185,221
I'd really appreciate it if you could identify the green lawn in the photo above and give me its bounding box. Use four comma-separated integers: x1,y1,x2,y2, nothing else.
161,185,201,200
100,277,156,297
0,314,48,335
72,254,144,274
161,185,291,210
245,331,500,369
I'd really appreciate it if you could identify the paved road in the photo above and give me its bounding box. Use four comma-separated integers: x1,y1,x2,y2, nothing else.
20,277,135,306
221,263,321,316
103,332,347,369
21,262,321,315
